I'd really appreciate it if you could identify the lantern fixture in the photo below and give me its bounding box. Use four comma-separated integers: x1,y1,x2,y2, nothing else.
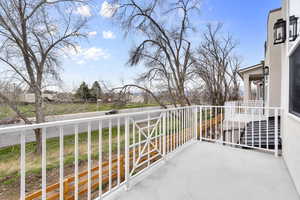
264,66,269,76
274,19,286,45
289,15,298,42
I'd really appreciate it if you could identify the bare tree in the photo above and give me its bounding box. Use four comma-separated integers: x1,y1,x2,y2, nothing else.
194,23,241,106
0,81,23,104
112,0,200,107
0,0,88,153
116,83,168,108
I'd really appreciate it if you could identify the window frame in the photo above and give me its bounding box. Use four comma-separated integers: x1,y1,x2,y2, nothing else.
289,45,300,117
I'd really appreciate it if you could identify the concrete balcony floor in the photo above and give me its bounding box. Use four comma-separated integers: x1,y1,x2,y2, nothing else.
111,142,299,200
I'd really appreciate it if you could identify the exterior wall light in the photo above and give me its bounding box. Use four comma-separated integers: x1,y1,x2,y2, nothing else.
264,66,269,76
274,19,286,45
289,15,298,42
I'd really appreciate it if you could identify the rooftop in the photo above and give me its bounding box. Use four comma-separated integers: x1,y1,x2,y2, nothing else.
238,63,264,77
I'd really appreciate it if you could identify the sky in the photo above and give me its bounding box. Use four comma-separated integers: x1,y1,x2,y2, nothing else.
60,0,281,91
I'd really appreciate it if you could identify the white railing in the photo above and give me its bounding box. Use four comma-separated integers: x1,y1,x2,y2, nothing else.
224,100,264,121
198,105,281,154
0,106,196,200
0,105,281,200
225,100,264,107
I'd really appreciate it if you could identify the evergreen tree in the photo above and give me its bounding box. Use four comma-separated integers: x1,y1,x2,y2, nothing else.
75,82,90,101
90,81,102,99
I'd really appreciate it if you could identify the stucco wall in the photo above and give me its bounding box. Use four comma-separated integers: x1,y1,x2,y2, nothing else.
281,0,300,195
283,115,300,194
265,9,283,107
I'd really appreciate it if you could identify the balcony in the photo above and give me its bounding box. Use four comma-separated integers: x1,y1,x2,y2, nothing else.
0,105,298,200
111,142,299,200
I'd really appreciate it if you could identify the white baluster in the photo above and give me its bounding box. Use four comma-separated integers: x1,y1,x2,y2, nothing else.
87,122,91,200
117,118,121,186
75,125,79,200
20,132,26,200
42,128,47,200
59,126,64,200
125,117,130,190
109,120,112,191
98,121,103,198
163,112,166,159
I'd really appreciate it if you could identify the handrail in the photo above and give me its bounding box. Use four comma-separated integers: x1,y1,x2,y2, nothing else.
0,106,195,134
0,105,283,134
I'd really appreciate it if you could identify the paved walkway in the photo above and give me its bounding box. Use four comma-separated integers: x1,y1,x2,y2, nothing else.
111,142,299,200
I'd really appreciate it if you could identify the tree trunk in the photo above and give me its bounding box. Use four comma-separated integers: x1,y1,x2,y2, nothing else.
177,85,190,106
34,128,43,154
34,89,45,154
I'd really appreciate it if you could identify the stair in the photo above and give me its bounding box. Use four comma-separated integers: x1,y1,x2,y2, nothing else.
240,117,281,149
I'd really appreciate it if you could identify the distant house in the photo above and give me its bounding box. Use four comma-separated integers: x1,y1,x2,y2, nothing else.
129,94,145,104
19,93,56,103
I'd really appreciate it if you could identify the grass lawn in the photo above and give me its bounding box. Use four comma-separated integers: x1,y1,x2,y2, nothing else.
0,102,158,120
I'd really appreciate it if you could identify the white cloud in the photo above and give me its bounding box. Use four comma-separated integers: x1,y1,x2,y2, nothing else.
82,47,110,60
100,1,119,18
88,31,97,36
62,45,110,64
102,30,116,39
75,5,92,17
62,45,81,57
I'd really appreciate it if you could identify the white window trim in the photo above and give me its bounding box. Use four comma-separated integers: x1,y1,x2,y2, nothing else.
288,25,300,117
288,36,300,56
288,113,300,122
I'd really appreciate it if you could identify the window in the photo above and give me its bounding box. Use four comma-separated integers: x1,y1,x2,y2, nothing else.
289,46,300,116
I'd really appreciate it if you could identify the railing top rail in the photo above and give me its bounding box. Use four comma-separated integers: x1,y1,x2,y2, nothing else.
199,105,282,110
224,100,264,107
225,100,264,103
0,105,283,134
0,105,195,134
